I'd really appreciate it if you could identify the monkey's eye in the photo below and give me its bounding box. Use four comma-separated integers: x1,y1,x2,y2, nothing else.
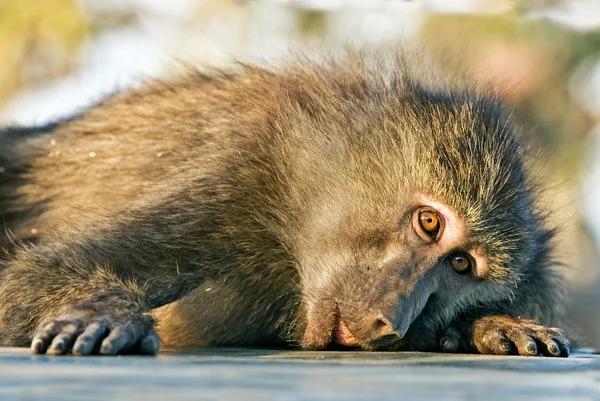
417,210,441,240
449,253,471,274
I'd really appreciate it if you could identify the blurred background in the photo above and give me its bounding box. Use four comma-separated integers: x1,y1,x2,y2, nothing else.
0,0,599,348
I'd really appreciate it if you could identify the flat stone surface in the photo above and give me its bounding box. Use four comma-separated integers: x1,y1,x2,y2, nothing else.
1,347,600,400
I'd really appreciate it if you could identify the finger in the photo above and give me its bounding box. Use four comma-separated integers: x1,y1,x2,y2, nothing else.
100,326,131,355
475,330,514,355
530,329,560,357
47,322,83,355
31,321,60,355
558,341,570,357
505,329,537,356
439,327,461,353
440,336,459,353
73,322,108,356
138,333,160,355
536,338,560,357
546,328,571,357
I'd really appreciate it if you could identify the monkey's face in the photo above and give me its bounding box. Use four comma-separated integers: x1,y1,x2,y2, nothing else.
293,93,538,351
298,191,520,351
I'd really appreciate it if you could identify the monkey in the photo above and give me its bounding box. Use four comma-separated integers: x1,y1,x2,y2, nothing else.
0,55,570,357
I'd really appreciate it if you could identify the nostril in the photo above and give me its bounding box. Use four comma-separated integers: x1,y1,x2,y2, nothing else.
373,318,387,330
368,313,403,350
373,315,394,331
372,315,399,338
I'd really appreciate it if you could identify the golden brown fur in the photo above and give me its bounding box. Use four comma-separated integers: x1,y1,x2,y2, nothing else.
0,56,569,356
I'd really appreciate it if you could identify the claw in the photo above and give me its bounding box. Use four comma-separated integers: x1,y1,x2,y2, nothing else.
30,311,158,356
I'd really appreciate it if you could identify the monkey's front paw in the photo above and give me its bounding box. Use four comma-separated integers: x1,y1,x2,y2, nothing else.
31,311,159,356
458,316,569,357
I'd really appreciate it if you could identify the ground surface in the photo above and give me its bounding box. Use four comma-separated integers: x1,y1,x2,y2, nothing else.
1,347,599,400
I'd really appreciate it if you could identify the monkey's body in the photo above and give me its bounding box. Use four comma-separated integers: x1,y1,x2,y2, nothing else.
0,59,570,356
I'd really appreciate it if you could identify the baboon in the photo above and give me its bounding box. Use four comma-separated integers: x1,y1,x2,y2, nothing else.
0,56,570,356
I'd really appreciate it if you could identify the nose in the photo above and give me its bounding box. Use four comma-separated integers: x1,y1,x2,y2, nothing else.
367,313,402,350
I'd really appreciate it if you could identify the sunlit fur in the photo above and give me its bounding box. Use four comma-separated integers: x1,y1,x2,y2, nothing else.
0,54,566,352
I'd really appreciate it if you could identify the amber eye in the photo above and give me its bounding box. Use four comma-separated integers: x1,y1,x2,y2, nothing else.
449,253,471,274
418,211,440,238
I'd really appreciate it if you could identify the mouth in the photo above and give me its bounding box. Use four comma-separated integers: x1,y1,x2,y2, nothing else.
326,311,405,351
302,303,361,350
302,302,406,351
330,315,359,348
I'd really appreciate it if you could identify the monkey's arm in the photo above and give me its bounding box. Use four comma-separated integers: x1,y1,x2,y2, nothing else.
0,189,216,356
435,280,570,358
405,277,570,357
